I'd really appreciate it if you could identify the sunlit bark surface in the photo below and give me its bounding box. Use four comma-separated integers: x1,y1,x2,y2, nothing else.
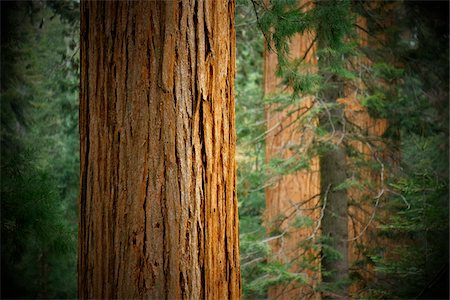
78,1,241,298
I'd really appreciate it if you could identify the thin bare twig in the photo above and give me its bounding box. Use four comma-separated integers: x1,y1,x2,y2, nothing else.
306,183,331,241
386,188,411,209
348,142,385,242
242,257,265,267
301,34,318,62
261,231,286,243
317,98,336,141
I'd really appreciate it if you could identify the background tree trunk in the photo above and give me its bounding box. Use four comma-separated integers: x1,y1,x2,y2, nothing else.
264,2,321,299
319,141,349,297
318,71,349,299
78,1,241,298
344,15,389,297
264,3,391,298
316,3,348,297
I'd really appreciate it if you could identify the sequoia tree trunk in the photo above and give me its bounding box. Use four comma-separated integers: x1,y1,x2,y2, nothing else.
78,1,241,299
264,2,321,299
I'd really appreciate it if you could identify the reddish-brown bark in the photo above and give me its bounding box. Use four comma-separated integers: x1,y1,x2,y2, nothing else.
344,14,390,297
78,1,241,298
264,2,321,298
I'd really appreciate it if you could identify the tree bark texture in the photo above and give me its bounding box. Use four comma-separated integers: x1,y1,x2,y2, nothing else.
78,1,241,299
264,2,321,298
317,58,349,296
318,57,350,300
319,146,349,292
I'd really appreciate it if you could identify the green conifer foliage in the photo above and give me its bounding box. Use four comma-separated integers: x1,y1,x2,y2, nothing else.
236,1,271,298
359,1,449,298
1,1,79,298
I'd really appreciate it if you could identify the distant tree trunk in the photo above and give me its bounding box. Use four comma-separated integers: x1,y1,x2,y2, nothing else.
264,2,393,298
319,10,389,298
316,2,349,297
264,2,321,299
78,1,241,299
319,117,349,298
344,11,391,297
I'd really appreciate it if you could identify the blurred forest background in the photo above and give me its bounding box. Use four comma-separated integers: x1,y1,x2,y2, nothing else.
1,0,448,299
1,1,79,298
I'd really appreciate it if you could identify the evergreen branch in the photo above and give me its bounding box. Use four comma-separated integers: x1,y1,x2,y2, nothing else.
347,195,380,242
279,193,321,225
353,23,386,48
242,256,266,267
246,98,315,147
343,119,386,145
249,179,278,192
271,279,310,300
358,0,389,34
261,231,286,243
302,34,318,62
246,120,280,146
317,98,336,140
348,141,384,242
250,0,276,53
273,103,316,138
46,45,80,78
386,188,411,210
235,19,258,28
349,202,376,224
